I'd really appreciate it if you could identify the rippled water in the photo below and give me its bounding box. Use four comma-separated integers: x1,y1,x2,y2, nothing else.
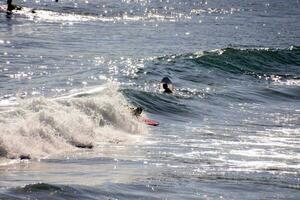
0,0,300,199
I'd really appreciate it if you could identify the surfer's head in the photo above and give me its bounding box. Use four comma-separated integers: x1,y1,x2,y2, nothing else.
162,83,172,93
132,107,143,117
162,83,168,90
7,0,12,5
135,107,143,115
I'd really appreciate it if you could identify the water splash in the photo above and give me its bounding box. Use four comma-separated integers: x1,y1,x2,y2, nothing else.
0,84,147,161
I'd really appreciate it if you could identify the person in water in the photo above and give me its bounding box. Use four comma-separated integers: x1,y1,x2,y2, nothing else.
7,0,22,12
160,77,173,94
131,107,143,117
162,83,173,94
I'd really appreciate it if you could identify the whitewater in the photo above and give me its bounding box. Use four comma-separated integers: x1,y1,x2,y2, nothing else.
0,0,300,199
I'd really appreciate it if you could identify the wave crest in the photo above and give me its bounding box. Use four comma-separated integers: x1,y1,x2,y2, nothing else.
0,85,146,160
145,46,300,83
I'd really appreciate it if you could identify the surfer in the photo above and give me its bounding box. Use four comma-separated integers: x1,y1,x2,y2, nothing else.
162,83,173,94
131,106,159,126
160,77,173,93
131,107,143,117
6,0,38,14
7,0,22,12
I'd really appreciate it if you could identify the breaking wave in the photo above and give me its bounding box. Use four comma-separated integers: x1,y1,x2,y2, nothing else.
0,84,146,161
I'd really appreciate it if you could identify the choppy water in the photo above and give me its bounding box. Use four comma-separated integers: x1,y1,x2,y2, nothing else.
0,0,300,199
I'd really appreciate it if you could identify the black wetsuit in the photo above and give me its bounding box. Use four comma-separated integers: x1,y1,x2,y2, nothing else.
132,107,143,117
161,77,173,94
162,83,173,94
163,88,173,94
7,0,22,12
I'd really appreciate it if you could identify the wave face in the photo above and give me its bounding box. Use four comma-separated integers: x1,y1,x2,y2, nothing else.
187,47,299,77
0,85,146,159
1,183,95,200
120,47,299,119
140,46,300,83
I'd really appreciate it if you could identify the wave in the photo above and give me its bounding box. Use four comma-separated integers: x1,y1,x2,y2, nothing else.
118,46,300,116
1,183,90,200
0,85,146,161
150,46,300,79
122,88,196,117
131,46,300,104
201,47,300,77
2,182,161,200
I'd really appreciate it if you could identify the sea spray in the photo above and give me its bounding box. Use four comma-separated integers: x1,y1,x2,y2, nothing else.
0,85,147,160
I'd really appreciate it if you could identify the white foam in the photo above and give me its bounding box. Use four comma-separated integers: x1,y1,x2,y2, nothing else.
0,99,19,107
0,84,147,162
272,79,300,86
2,6,180,23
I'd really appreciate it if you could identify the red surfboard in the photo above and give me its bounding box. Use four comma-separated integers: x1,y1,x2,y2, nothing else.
139,117,159,126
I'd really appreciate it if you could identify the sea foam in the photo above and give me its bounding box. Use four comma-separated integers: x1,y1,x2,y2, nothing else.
0,84,146,161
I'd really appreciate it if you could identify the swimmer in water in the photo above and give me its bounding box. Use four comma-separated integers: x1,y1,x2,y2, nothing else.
162,83,173,93
160,77,173,94
7,0,22,13
131,107,143,117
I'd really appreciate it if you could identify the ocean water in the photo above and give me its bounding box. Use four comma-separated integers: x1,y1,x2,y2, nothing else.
0,0,300,199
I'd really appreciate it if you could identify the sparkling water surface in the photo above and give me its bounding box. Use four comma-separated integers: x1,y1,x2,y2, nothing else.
0,0,300,199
